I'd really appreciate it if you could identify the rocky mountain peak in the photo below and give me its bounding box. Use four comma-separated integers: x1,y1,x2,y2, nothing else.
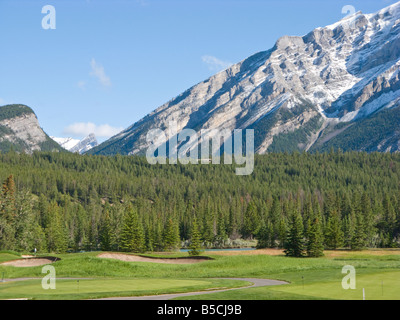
88,2,400,156
52,133,98,154
0,104,62,153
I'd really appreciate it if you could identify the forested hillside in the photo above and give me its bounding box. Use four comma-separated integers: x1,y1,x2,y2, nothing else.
0,150,399,254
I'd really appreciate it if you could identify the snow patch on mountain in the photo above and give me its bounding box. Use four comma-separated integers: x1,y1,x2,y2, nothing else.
51,133,98,154
51,137,80,150
89,1,400,155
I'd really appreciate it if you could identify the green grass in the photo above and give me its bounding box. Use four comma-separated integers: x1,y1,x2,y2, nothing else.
0,251,21,264
1,250,400,300
0,278,249,300
269,270,400,300
175,286,326,300
175,268,400,300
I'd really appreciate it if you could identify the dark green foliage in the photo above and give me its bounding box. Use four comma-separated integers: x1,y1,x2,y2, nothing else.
120,207,145,253
268,115,323,152
0,175,16,250
350,213,367,250
306,217,325,257
313,103,400,153
0,150,399,253
99,209,112,251
256,220,274,248
242,201,259,240
284,210,305,257
214,210,228,248
45,201,68,253
188,217,203,256
163,218,181,251
0,105,34,121
324,210,344,249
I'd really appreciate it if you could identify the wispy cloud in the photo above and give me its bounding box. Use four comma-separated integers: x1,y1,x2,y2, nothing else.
136,0,149,6
90,59,111,87
0,98,5,105
63,122,123,138
77,80,86,90
201,55,232,72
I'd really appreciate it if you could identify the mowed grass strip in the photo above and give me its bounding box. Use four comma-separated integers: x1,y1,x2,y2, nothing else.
175,269,400,300
0,278,250,300
269,270,400,300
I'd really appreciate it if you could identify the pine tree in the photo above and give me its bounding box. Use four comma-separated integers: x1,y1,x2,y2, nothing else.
188,216,203,256
256,220,273,248
227,204,238,239
202,204,215,244
381,194,397,247
153,220,164,251
284,210,305,257
46,201,68,253
351,214,367,250
360,192,375,247
342,213,354,248
163,218,180,251
270,197,282,246
145,223,155,252
302,194,314,235
120,207,145,253
99,210,112,251
242,201,258,239
14,190,47,252
214,211,227,248
277,217,287,249
0,175,17,250
324,210,344,249
306,217,325,257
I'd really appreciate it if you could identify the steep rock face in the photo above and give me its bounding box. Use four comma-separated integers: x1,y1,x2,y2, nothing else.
89,2,400,155
0,104,62,153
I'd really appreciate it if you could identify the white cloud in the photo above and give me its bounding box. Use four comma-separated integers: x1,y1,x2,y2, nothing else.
63,122,123,138
90,59,111,87
201,55,232,72
0,98,5,105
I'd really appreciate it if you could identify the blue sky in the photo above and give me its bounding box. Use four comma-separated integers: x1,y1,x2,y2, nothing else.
0,0,397,142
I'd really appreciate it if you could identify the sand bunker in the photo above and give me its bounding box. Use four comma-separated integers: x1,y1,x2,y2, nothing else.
98,252,211,264
1,257,59,267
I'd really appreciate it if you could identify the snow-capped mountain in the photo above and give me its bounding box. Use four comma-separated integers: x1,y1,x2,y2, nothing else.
52,133,98,154
51,137,80,151
70,133,98,154
89,2,400,155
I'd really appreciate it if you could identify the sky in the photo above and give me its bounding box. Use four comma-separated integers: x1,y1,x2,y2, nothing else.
0,0,397,142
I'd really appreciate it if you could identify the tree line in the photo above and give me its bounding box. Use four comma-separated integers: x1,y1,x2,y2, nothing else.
0,150,399,255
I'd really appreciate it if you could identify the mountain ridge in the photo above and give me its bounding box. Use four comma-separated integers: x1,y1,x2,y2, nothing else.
52,133,98,154
0,104,63,153
87,2,400,156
